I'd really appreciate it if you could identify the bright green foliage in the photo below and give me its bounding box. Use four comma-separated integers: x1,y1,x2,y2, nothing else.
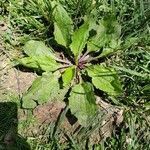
23,40,54,57
23,72,62,108
88,16,121,56
62,66,75,86
19,40,60,71
18,56,60,72
52,1,73,47
70,22,90,59
69,82,97,126
17,1,122,127
2,0,149,148
87,65,122,95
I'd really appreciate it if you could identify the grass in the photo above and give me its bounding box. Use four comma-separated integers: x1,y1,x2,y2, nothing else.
0,0,150,149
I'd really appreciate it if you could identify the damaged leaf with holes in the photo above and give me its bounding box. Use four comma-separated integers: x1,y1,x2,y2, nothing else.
17,1,122,127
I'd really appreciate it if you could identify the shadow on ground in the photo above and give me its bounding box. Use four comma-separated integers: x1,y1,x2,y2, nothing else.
0,102,31,150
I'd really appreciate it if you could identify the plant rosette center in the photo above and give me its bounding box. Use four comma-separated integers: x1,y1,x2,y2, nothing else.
16,1,122,127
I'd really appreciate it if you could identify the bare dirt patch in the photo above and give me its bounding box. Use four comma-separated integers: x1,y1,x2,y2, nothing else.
19,99,123,144
0,47,36,99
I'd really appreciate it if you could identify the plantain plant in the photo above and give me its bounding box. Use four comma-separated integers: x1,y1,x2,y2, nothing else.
17,1,122,126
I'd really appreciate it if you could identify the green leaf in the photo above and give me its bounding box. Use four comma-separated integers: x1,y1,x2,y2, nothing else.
22,72,68,108
69,82,97,126
99,48,114,57
144,102,150,108
99,39,121,57
112,65,148,78
123,37,138,49
62,66,75,86
23,40,54,57
86,65,122,95
142,85,150,92
70,22,90,59
87,21,106,51
87,17,121,56
18,56,60,72
52,1,73,47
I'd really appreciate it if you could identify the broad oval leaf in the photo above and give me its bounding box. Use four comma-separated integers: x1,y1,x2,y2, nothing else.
87,17,121,56
62,66,75,86
52,1,73,47
70,22,90,59
86,65,122,95
69,82,97,126
87,21,106,51
99,48,114,58
22,72,68,108
23,40,54,57
18,56,61,72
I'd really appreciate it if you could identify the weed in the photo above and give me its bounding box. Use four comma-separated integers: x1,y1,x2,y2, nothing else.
0,0,149,149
